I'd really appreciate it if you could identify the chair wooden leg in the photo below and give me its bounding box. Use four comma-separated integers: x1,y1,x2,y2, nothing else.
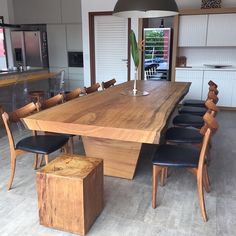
69,136,74,154
203,165,210,193
44,154,49,165
160,167,167,187
7,155,16,190
152,165,162,209
197,175,208,222
33,154,39,170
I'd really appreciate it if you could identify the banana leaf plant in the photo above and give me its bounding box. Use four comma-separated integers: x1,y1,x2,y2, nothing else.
130,29,139,70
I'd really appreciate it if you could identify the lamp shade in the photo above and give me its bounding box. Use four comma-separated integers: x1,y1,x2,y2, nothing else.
113,0,179,18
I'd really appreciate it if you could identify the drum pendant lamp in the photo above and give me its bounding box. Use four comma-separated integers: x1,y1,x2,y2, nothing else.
113,0,179,18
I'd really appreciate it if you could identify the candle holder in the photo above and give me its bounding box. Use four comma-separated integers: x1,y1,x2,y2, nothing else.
121,70,149,96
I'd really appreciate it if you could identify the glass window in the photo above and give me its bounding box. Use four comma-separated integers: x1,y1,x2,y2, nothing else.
0,16,8,69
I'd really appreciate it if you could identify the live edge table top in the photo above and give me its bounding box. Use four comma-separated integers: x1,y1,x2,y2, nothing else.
23,80,190,145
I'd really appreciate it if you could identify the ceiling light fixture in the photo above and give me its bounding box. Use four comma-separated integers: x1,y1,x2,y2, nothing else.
113,0,179,18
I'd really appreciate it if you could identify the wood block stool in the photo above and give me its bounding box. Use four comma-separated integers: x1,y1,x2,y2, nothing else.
36,154,104,235
28,90,45,103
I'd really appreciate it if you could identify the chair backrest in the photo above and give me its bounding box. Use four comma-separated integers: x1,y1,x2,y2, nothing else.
200,100,218,134
207,90,218,104
209,85,219,95
205,99,219,114
208,80,218,88
1,102,38,151
40,94,64,110
85,83,100,94
198,113,219,177
101,79,116,90
64,87,82,101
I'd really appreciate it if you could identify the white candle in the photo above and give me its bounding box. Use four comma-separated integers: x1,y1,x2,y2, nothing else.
133,69,138,95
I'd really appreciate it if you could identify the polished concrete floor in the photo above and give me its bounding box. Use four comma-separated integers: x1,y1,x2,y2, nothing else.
0,111,235,236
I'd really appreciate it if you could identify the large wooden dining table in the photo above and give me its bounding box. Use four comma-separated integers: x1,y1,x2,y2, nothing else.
23,80,190,179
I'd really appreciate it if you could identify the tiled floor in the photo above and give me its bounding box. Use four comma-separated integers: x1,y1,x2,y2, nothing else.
0,111,235,236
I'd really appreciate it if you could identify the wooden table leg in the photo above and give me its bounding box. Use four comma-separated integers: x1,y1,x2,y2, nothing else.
82,136,142,180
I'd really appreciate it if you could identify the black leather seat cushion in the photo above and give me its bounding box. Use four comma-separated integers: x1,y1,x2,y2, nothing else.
179,106,207,116
152,145,200,168
173,114,204,128
182,99,205,107
16,135,69,154
165,127,203,143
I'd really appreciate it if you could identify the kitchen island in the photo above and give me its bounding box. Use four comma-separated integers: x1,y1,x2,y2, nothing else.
0,69,56,112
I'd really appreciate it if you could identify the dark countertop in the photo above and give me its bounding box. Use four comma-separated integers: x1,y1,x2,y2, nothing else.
0,67,47,77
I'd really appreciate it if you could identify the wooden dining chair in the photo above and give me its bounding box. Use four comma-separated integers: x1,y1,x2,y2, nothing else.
162,100,219,186
40,93,64,110
39,93,74,153
182,80,218,107
101,78,116,90
64,87,82,101
152,112,219,222
84,83,100,94
1,102,69,190
173,95,218,129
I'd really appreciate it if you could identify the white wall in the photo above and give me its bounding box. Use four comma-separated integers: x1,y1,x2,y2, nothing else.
81,0,138,86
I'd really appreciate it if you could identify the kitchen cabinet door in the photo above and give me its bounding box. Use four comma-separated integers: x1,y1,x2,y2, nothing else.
61,0,82,23
207,14,236,46
178,15,208,47
47,25,67,68
202,71,235,107
66,24,83,51
230,79,236,107
175,70,203,100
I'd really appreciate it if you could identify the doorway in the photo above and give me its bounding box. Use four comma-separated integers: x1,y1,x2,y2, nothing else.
89,12,131,85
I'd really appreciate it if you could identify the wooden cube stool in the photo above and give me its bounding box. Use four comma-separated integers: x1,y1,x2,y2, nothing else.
36,154,104,235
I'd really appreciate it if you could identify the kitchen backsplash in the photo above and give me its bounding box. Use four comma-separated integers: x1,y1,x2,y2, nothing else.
179,47,236,67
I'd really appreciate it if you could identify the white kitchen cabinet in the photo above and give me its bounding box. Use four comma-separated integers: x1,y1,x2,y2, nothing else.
13,0,61,24
66,24,83,51
175,70,204,100
178,15,208,47
47,25,67,68
231,79,236,107
202,70,235,107
207,14,236,46
61,0,82,23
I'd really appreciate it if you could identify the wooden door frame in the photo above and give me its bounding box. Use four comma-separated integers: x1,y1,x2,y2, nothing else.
0,16,9,68
89,11,131,85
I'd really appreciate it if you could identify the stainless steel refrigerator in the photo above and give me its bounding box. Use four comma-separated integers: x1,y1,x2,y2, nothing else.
11,29,48,68
143,28,171,81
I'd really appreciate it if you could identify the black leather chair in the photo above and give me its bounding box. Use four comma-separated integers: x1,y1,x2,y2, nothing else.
173,114,204,128
182,81,218,108
178,106,207,116
1,102,69,190
165,127,203,144
152,113,219,222
173,100,218,128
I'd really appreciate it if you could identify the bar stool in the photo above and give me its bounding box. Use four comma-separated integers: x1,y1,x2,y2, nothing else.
28,90,45,103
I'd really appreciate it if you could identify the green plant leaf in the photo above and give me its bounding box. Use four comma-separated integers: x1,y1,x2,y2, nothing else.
130,30,139,69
